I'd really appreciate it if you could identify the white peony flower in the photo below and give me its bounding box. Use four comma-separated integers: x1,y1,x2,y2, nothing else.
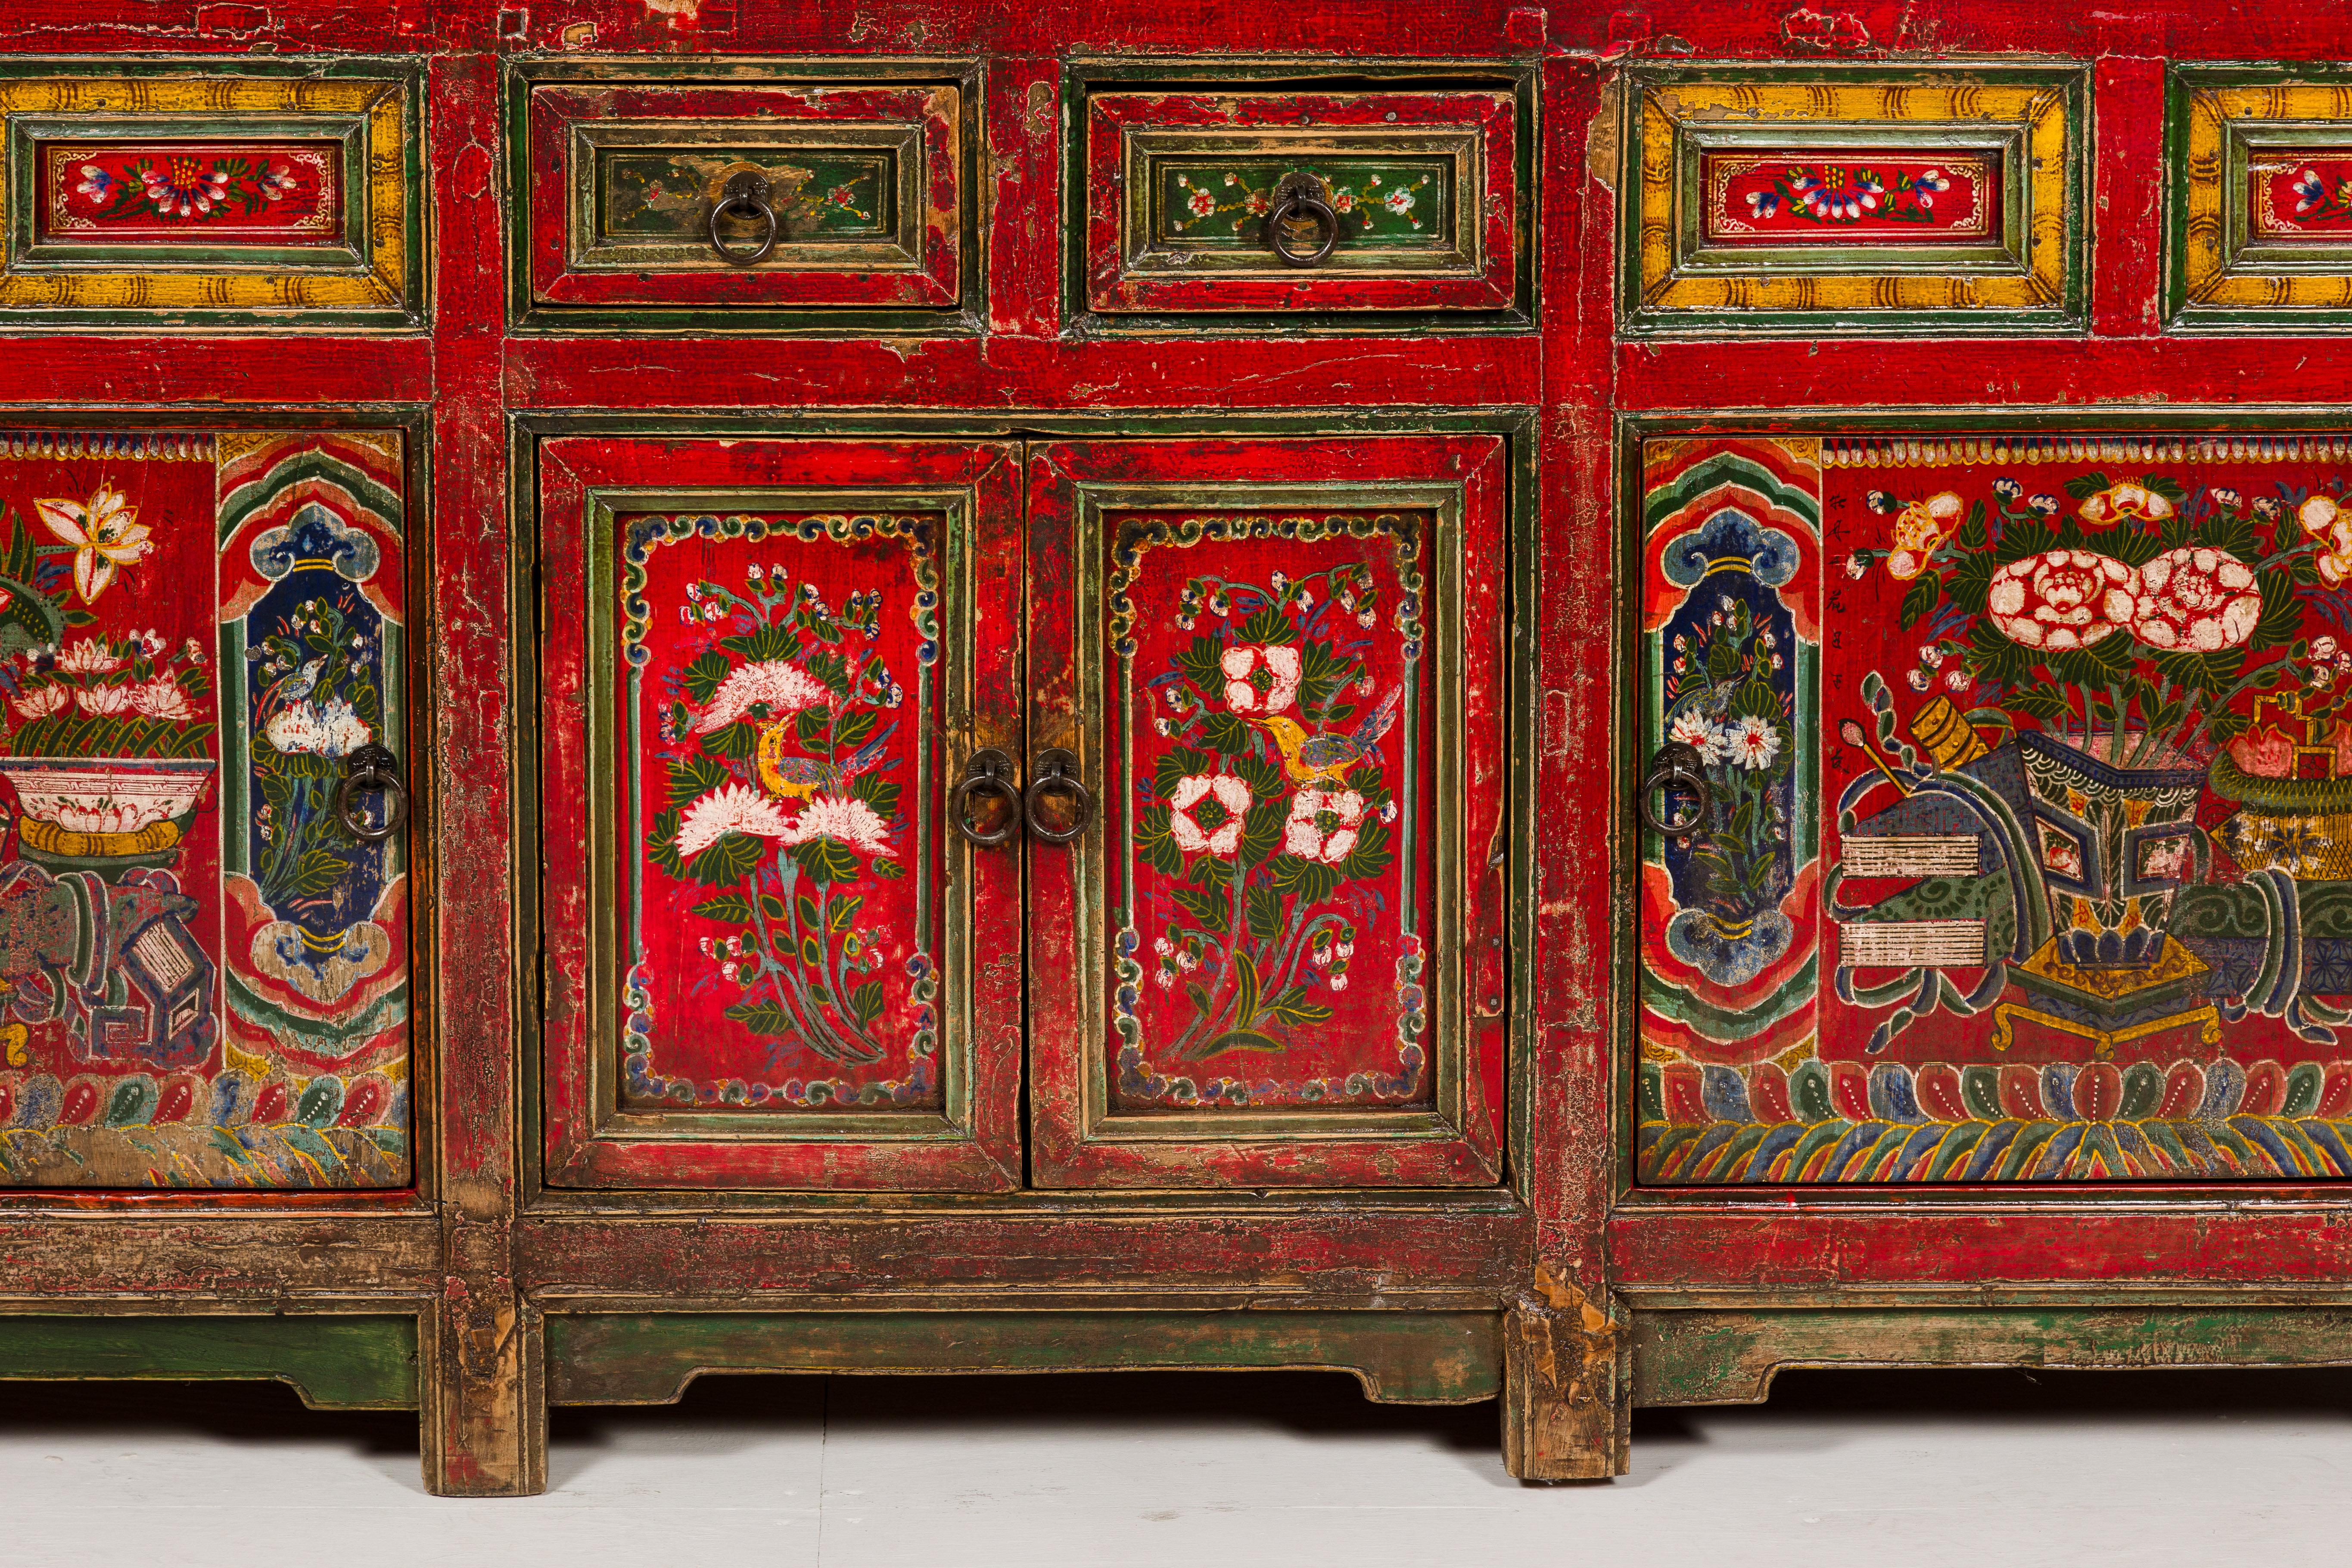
1220,644,1302,715
782,793,894,857
1169,773,1253,856
1283,788,1368,865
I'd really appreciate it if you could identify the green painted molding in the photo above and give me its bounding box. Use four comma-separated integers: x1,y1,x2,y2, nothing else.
0,1314,418,1410
1634,1306,2352,1407
546,1309,1502,1406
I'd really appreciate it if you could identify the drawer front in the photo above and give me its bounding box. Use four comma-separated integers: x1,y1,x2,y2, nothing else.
1081,88,1520,317
519,76,964,324
1026,436,1513,1188
0,62,422,328
1637,427,2352,1186
2169,63,2352,327
1622,64,2089,334
0,427,413,1188
538,437,1023,1192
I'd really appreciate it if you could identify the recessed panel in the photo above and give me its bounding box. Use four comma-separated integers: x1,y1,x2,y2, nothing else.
1640,431,2352,1183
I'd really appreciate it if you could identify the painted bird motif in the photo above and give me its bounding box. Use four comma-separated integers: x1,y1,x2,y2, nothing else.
255,655,328,719
1250,687,1404,786
756,724,894,801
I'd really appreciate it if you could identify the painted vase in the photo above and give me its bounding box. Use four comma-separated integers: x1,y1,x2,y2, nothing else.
2016,729,2204,971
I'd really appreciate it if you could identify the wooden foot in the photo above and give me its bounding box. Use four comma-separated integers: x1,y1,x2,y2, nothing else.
421,1281,546,1496
1502,1267,1629,1482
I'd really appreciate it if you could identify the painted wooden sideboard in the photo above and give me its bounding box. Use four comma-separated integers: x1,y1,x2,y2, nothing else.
6,0,2352,1496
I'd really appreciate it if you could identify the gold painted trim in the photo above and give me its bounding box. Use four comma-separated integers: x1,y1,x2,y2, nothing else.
0,76,409,314
2183,82,2352,309
1636,80,2069,315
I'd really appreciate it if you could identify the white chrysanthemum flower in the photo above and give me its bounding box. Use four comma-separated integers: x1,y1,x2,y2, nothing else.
781,793,894,857
676,781,795,858
690,660,829,734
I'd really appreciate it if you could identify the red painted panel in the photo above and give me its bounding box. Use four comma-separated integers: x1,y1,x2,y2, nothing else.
2252,153,2352,237
38,141,340,245
538,436,1021,1193
1699,153,1990,244
1026,435,1509,1189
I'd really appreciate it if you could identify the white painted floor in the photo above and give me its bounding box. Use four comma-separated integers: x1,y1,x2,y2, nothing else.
3,1366,2344,1566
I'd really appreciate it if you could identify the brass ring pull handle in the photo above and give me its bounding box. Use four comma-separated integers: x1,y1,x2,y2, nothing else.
708,171,778,266
1638,740,1712,840
1023,748,1092,845
1265,171,1341,268
335,744,407,844
953,747,1023,849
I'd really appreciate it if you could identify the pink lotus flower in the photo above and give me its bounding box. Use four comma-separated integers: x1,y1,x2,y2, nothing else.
11,684,67,720
689,660,829,734
128,678,192,721
53,639,122,675
1220,643,1301,715
75,683,133,716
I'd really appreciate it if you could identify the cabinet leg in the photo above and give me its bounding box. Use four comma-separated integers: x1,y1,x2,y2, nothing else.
421,1282,547,1497
1502,1269,1630,1482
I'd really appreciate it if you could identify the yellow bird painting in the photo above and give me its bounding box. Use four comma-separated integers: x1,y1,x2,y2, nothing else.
1250,687,1404,786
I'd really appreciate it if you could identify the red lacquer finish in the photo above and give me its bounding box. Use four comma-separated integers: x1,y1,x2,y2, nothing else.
538,436,1022,1192
39,141,340,243
523,81,962,311
1025,436,1509,1188
1083,91,1518,315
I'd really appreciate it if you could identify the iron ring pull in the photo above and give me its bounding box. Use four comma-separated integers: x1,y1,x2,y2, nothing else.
1637,740,1712,839
1024,748,1092,845
335,744,407,844
708,171,778,266
1265,171,1341,268
953,747,1023,849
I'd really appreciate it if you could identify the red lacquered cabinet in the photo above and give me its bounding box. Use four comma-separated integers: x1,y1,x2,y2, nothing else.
9,0,2352,1499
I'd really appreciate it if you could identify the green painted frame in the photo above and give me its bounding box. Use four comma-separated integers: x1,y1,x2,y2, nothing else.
570,483,987,1151
1058,56,1540,337
546,1308,1503,1406
501,56,983,336
0,1312,419,1410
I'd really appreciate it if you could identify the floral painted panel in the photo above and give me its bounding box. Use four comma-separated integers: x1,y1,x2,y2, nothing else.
1701,153,1992,242
0,429,407,1188
2251,154,2352,237
598,152,890,241
618,510,941,1114
40,142,341,243
1157,162,1450,248
1110,510,1435,1111
1642,433,2352,1183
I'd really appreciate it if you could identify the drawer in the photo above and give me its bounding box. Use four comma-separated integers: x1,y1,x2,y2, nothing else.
0,61,422,328
516,70,966,327
1078,84,1523,320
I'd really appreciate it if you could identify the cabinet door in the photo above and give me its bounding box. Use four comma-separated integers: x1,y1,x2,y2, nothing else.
538,438,1023,1191
1639,430,2352,1185
1026,436,1510,1188
0,428,413,1188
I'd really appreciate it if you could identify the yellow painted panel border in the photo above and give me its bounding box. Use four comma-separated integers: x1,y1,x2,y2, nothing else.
2181,82,2352,312
1634,78,2071,317
0,76,410,315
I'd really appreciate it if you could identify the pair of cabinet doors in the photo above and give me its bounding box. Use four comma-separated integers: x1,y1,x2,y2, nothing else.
537,433,1512,1192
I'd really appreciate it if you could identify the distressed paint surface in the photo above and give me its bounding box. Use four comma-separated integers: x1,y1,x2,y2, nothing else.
1700,153,1990,240
0,430,407,1189
1641,433,2352,1183
41,141,340,241
618,508,942,1112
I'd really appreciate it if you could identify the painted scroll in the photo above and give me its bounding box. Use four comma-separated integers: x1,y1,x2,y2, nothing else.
1641,432,2352,1183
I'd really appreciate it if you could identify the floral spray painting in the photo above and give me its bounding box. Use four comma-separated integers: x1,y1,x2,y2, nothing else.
1641,434,2352,1183
0,430,408,1188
